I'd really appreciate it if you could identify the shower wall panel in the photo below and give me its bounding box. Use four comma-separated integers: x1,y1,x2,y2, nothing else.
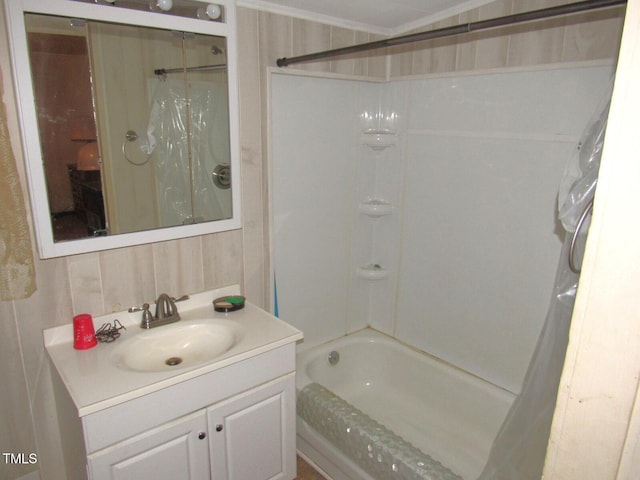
396,136,574,394
271,74,372,345
392,66,613,394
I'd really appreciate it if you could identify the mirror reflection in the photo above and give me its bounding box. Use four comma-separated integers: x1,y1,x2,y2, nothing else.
25,13,231,243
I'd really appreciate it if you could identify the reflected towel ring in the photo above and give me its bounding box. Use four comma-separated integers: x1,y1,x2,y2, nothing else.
122,130,152,166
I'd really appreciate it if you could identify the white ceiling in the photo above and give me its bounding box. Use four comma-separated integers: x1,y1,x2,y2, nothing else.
236,0,497,35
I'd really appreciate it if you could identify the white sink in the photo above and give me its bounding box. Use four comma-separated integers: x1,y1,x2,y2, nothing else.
44,286,304,415
112,319,244,372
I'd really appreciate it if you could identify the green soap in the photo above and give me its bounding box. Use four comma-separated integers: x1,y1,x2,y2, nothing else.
226,296,245,305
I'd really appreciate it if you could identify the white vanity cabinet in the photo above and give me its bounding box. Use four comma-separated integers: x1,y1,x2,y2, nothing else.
86,374,295,480
45,290,303,480
50,341,299,480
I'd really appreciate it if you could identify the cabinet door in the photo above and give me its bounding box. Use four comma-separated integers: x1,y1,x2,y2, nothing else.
208,374,296,480
88,410,209,480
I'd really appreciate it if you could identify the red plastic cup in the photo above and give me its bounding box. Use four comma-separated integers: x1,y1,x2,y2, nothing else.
73,314,97,350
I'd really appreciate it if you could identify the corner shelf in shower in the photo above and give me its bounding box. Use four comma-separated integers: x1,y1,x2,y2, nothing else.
360,130,397,151
359,199,392,217
356,263,388,280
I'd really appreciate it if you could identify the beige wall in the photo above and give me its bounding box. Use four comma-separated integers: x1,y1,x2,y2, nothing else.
388,0,624,77
0,1,624,479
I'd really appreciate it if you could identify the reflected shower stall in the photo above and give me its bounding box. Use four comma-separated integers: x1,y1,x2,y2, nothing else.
90,24,232,234
27,13,233,240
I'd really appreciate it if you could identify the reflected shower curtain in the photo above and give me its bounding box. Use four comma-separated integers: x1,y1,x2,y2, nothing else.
478,86,611,480
147,78,228,227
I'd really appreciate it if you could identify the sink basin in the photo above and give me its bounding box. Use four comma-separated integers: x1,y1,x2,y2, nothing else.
112,319,243,372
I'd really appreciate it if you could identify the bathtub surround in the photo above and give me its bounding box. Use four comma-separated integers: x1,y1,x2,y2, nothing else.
271,64,613,395
271,64,613,478
0,0,624,479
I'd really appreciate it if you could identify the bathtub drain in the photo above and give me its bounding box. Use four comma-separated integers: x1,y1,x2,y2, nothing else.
328,350,340,366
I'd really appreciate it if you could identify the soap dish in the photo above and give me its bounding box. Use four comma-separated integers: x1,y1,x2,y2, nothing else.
213,295,246,312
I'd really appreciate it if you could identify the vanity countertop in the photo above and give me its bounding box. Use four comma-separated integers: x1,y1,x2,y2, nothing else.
44,285,303,417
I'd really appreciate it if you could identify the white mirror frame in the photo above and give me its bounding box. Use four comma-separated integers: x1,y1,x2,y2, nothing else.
4,0,241,258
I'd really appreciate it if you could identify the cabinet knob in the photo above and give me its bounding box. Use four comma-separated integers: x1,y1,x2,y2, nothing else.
215,424,223,432
198,432,207,440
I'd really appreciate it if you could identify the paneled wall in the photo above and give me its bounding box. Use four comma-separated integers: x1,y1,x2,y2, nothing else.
388,0,625,77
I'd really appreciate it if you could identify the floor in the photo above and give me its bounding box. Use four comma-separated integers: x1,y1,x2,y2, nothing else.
296,455,326,480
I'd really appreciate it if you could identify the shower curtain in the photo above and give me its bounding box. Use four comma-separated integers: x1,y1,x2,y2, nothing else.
478,85,612,480
146,78,228,227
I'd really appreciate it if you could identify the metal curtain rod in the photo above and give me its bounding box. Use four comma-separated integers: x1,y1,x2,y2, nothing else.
154,64,227,76
276,0,626,67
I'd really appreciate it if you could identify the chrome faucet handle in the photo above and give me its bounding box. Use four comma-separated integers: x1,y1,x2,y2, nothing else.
141,303,153,328
171,294,190,303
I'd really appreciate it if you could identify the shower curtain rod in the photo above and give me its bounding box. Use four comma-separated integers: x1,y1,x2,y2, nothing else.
154,64,227,76
276,0,626,67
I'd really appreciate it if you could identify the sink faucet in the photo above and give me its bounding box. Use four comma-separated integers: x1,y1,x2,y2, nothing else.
140,293,181,328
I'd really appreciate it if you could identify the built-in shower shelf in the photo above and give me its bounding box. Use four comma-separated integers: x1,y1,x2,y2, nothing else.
361,130,397,151
359,199,392,217
356,264,388,280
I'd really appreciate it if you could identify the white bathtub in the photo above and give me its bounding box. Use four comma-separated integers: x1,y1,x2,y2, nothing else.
296,329,515,480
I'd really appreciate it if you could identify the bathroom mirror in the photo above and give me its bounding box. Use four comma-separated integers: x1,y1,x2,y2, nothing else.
5,0,241,258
